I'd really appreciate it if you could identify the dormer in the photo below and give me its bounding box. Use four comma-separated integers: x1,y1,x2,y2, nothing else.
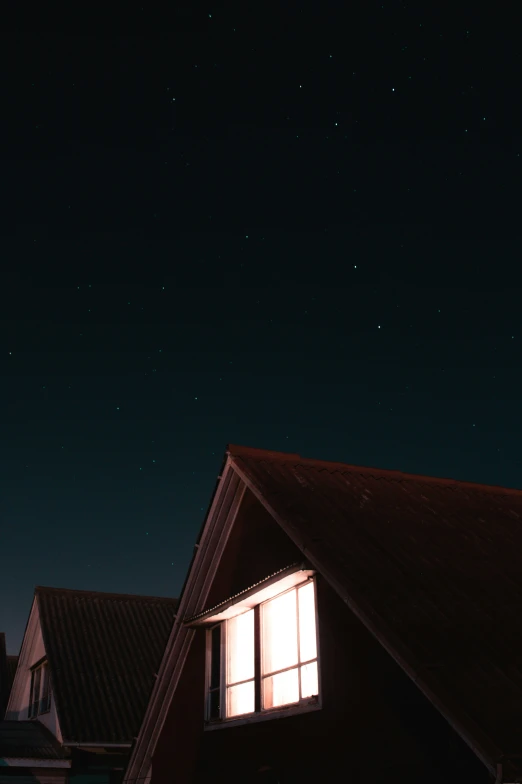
6,584,177,750
5,592,62,742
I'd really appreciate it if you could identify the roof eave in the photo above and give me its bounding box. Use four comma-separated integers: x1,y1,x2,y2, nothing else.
0,758,72,768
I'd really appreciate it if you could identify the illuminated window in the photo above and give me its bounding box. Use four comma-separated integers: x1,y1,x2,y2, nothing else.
205,577,319,722
28,660,51,718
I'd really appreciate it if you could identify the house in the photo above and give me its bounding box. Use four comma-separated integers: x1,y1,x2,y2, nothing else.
0,634,18,720
1,587,178,784
124,444,522,784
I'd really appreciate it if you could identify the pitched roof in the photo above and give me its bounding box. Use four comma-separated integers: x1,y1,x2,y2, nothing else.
227,444,522,777
124,444,522,783
0,720,69,760
36,586,178,745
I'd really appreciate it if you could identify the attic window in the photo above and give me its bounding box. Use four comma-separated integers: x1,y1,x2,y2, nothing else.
28,660,51,718
203,575,320,725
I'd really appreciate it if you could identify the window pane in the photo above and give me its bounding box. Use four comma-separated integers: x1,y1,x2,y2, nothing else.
298,582,317,662
210,626,221,690
209,689,221,720
32,667,42,715
40,664,50,712
300,661,318,699
227,610,254,685
28,670,35,718
262,589,298,675
263,668,299,709
33,666,41,698
227,680,255,717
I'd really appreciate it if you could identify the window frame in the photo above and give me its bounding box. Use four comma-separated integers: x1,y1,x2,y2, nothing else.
204,576,321,729
28,659,52,718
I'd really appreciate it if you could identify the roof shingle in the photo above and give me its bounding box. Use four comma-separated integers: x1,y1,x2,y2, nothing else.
36,587,177,745
0,720,69,760
227,444,522,774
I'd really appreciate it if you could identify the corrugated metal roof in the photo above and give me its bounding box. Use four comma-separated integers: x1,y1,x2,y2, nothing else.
227,444,522,774
185,562,303,623
36,587,178,745
0,720,69,759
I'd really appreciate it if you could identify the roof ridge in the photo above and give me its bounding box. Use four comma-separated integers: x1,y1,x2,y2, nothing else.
35,586,178,603
228,444,522,496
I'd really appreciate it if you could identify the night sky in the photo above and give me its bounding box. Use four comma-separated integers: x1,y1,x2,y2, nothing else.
2,3,522,654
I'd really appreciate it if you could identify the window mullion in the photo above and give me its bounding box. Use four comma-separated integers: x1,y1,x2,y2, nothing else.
296,587,302,700
28,670,35,718
205,630,212,720
254,604,261,712
220,622,226,719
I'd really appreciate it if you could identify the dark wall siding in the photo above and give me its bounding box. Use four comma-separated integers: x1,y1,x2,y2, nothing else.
204,488,304,611
152,630,206,784
152,493,492,784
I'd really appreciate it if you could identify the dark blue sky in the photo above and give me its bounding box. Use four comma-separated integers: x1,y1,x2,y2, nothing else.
2,3,522,653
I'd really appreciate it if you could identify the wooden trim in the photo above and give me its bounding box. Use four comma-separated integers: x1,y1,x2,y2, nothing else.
254,605,261,713
313,578,323,705
1,759,71,769
204,698,321,731
124,463,245,784
29,655,47,671
219,620,226,720
204,629,212,721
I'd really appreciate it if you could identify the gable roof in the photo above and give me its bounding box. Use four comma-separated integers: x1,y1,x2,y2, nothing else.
0,635,17,723
35,586,178,745
124,444,522,783
0,720,69,760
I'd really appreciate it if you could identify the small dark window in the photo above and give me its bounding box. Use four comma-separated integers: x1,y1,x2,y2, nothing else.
40,663,51,713
32,666,42,717
208,625,221,719
210,626,221,689
28,669,36,718
209,689,221,720
28,661,51,718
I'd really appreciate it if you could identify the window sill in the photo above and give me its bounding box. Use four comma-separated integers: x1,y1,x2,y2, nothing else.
204,697,321,731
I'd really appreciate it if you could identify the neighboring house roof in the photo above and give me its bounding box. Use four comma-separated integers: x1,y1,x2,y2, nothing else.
36,586,178,745
124,444,522,784
0,720,69,760
0,636,17,721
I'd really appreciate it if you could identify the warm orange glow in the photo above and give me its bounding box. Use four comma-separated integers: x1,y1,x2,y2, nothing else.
227,680,255,717
218,579,319,719
262,589,298,675
263,668,299,709
227,609,254,685
300,661,318,698
226,609,255,717
261,580,319,710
